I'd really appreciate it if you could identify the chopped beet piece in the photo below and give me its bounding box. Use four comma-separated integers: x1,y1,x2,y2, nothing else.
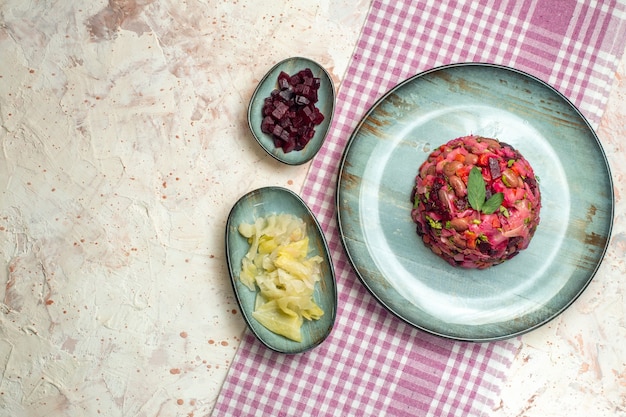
301,105,316,122
294,95,310,106
259,66,326,153
271,101,289,120
272,124,284,139
488,157,501,179
279,89,294,101
277,71,291,89
282,137,296,153
261,116,274,134
292,115,304,128
289,74,302,86
313,109,324,124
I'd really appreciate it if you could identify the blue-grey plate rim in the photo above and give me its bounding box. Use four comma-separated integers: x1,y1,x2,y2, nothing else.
247,56,336,166
336,62,614,342
225,186,337,353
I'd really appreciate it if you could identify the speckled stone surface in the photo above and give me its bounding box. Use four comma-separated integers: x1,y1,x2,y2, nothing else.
0,1,367,415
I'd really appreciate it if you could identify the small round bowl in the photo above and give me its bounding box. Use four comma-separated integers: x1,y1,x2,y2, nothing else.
248,57,335,165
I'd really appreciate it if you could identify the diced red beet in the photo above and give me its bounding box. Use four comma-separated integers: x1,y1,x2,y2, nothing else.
279,88,294,101
289,74,302,86
278,71,291,89
261,116,275,134
298,105,315,123
260,66,326,154
279,115,292,128
313,109,324,124
271,101,289,120
294,95,310,106
292,115,304,128
272,124,284,138
282,137,296,153
488,157,501,179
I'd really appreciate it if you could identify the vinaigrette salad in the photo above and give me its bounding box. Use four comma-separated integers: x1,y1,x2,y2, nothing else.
411,135,541,269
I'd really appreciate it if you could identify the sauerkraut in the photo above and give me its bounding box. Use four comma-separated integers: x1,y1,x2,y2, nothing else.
410,135,541,269
238,213,324,341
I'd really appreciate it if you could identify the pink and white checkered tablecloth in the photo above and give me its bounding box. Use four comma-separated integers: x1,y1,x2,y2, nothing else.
213,1,626,416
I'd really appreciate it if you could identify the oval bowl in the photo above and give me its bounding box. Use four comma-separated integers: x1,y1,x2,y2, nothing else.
248,57,335,165
225,186,336,354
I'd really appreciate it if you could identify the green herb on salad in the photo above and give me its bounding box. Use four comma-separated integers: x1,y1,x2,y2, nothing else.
468,167,504,215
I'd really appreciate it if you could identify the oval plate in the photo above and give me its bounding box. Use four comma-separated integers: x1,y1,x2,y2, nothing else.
336,63,614,342
226,186,336,353
248,56,335,165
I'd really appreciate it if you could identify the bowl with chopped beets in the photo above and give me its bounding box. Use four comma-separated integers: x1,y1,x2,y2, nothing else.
248,57,335,165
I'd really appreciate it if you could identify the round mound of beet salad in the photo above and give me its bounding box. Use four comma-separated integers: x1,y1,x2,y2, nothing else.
261,68,324,153
410,135,541,269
